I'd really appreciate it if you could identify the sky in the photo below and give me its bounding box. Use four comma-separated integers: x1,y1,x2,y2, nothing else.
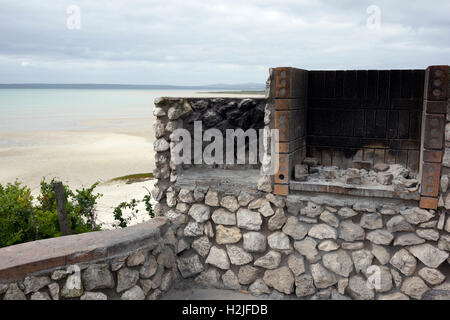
0,0,449,85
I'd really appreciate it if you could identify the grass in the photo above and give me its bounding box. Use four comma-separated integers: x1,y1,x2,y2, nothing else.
110,172,154,184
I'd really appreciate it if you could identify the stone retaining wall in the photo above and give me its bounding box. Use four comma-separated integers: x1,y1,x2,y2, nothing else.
0,217,177,300
161,184,450,300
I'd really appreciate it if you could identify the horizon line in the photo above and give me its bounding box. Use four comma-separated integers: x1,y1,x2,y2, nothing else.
0,82,265,89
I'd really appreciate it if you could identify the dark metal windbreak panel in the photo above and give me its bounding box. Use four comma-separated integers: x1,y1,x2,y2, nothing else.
306,69,425,170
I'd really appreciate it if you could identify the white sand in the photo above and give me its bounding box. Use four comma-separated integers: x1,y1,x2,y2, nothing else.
94,180,157,229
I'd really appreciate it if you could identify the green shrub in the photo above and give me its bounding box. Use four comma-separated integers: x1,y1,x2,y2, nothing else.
112,192,154,228
113,199,138,228
0,178,102,248
143,194,154,218
0,181,35,247
0,178,154,247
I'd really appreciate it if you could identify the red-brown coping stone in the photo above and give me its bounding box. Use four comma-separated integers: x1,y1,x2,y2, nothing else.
0,217,167,282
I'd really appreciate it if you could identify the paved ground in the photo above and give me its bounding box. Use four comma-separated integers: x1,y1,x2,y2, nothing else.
162,281,450,300
162,288,269,300
161,280,300,300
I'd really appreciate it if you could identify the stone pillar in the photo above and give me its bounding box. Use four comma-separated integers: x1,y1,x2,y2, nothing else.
420,65,449,209
269,67,308,196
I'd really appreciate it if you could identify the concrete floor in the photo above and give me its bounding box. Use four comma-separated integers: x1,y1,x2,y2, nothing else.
161,280,301,300
162,287,270,300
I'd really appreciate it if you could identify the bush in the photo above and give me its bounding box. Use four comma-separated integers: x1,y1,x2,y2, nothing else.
0,178,155,248
0,178,103,248
0,181,35,247
112,191,154,228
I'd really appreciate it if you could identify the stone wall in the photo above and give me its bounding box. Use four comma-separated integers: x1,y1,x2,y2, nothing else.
151,96,266,217
0,218,177,300
151,89,450,300
158,183,450,300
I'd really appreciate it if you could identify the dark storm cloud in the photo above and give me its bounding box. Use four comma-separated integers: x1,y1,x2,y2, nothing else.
0,0,449,84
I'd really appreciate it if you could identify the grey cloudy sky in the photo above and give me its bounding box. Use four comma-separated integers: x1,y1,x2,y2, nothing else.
0,0,449,85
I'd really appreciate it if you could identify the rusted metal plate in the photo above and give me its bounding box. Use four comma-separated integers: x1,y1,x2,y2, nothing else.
421,163,441,197
274,99,307,111
274,111,290,142
426,101,447,114
276,138,304,154
273,184,289,196
423,114,445,150
274,153,289,184
423,150,443,163
275,67,291,98
419,197,438,210
425,65,448,101
276,142,289,154
275,99,290,110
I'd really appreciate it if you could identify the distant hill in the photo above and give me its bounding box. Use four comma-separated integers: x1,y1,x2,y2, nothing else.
0,83,265,90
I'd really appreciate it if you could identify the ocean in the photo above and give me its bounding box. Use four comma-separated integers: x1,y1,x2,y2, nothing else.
0,88,263,190
0,89,215,133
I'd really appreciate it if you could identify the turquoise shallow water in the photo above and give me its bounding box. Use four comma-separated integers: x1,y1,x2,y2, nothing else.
0,89,206,133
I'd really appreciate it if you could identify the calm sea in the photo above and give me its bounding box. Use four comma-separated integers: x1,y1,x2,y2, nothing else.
0,89,215,133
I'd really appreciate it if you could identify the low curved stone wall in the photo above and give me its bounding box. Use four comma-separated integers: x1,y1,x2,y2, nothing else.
0,217,177,300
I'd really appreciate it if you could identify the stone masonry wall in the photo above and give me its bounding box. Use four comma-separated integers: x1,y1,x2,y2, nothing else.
161,184,450,300
152,94,450,300
0,218,177,300
151,97,266,217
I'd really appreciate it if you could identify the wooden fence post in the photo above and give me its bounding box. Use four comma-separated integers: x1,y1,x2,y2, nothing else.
54,181,71,236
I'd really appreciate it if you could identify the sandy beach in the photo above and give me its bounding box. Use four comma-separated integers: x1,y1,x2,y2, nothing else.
0,117,157,228
0,118,155,189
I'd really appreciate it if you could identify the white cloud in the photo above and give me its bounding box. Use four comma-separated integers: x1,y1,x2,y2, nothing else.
0,0,449,84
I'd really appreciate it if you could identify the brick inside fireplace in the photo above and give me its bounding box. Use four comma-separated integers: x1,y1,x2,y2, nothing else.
269,65,449,209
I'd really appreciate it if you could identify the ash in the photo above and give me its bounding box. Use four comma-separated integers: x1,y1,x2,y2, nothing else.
295,160,419,192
